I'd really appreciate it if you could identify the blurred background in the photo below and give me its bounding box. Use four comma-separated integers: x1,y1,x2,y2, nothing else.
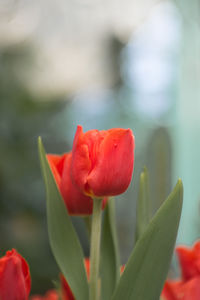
0,0,200,295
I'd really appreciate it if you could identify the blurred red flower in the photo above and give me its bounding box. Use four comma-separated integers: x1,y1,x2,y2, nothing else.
30,290,58,300
31,259,90,300
0,249,31,300
162,241,200,300
71,125,135,198
31,259,124,300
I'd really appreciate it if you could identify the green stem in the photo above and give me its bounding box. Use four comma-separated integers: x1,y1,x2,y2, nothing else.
83,216,92,238
89,198,103,300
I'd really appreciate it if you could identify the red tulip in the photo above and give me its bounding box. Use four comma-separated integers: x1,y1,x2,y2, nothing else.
162,277,200,300
47,153,107,215
176,241,200,281
162,241,200,300
0,249,31,300
71,125,135,197
30,290,58,300
31,259,90,300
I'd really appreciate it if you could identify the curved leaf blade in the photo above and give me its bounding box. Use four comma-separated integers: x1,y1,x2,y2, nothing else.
38,137,89,300
112,179,183,300
135,167,151,242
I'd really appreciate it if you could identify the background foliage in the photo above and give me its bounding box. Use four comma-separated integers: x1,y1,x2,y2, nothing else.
0,0,199,295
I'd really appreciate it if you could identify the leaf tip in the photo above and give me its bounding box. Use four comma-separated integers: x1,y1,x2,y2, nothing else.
171,179,183,211
177,178,183,198
38,136,42,146
175,178,183,195
38,136,45,154
177,178,183,187
143,165,147,172
141,166,149,181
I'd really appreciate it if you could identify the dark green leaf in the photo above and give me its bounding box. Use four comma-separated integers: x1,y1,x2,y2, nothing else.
38,137,89,300
112,179,183,300
135,167,151,242
100,198,120,300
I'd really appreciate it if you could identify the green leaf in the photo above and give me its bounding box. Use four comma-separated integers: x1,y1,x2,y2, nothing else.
112,179,183,300
135,167,151,242
38,137,89,300
100,198,120,300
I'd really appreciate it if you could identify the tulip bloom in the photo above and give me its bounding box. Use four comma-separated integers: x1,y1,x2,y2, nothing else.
30,290,58,300
47,153,107,215
162,277,200,300
162,241,200,300
176,241,200,281
71,125,135,197
0,249,31,300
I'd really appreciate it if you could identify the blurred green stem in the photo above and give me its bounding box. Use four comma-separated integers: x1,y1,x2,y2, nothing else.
89,198,103,300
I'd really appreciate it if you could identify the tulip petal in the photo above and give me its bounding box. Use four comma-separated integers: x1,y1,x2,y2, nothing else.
30,290,58,300
181,277,200,299
162,277,200,300
87,128,134,197
71,125,92,192
176,241,200,281
60,153,93,215
47,151,107,215
47,154,68,187
0,249,31,300
162,280,182,300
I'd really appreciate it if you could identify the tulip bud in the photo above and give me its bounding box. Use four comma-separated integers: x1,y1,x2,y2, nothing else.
0,249,31,300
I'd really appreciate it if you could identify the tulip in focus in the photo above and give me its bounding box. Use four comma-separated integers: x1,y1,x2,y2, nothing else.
0,249,31,300
47,153,107,215
162,241,200,300
71,125,135,198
